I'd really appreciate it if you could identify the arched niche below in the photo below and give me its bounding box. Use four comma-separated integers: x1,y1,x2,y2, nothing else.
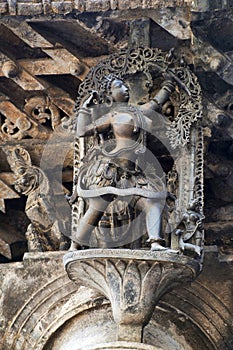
44,303,195,350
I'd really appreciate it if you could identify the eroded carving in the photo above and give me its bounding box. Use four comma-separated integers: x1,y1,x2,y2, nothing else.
24,96,62,130
0,95,66,141
0,104,50,141
175,199,204,256
1,113,33,140
5,146,68,251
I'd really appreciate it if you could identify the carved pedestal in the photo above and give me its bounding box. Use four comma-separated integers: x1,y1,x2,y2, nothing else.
64,249,201,344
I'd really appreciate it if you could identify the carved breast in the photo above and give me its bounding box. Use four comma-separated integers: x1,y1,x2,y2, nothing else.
112,111,138,138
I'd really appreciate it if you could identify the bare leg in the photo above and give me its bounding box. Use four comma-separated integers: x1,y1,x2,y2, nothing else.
136,197,166,251
71,195,114,249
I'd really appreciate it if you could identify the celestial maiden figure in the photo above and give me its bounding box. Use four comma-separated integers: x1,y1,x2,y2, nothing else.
69,75,175,251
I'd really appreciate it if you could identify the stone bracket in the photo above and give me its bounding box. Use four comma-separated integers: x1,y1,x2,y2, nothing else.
64,249,201,343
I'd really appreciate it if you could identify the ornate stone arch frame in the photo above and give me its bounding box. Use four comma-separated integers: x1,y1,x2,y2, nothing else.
71,47,204,259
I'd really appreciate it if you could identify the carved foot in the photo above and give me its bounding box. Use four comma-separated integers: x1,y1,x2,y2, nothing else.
176,234,203,257
69,241,82,251
147,238,167,251
69,241,89,251
150,242,168,251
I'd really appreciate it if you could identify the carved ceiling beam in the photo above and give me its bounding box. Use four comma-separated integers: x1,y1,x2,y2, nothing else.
0,57,77,120
0,58,69,77
0,172,16,184
193,37,233,85
0,96,50,140
0,97,33,125
0,199,5,213
0,55,106,78
0,52,45,90
84,55,109,67
1,17,53,48
95,7,191,46
42,48,88,80
0,172,20,213
1,18,90,81
149,7,192,40
72,17,116,52
46,87,75,117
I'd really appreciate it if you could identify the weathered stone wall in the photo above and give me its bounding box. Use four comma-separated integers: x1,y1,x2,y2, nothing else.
1,0,232,16
0,250,232,349
0,252,104,350
0,0,192,16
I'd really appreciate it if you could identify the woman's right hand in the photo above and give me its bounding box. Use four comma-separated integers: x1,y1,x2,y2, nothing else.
82,90,99,108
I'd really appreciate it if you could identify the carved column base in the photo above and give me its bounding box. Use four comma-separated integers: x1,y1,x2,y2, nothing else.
64,249,201,343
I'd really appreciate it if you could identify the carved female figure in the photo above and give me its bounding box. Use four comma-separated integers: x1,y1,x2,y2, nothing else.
70,75,175,251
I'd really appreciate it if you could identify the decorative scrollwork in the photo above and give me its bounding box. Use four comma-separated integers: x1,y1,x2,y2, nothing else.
1,115,32,140
166,68,203,148
24,96,61,130
75,47,203,150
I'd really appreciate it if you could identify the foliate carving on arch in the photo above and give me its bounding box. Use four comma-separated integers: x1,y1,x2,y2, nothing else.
166,67,203,148
75,47,203,149
1,271,103,350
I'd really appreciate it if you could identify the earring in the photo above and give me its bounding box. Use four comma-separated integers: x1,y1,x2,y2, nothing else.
105,96,113,107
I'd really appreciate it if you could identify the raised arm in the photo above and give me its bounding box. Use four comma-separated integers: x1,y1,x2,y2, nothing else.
141,79,175,114
76,92,111,137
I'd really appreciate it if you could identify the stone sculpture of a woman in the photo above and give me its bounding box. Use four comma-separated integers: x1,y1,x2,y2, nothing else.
69,74,175,251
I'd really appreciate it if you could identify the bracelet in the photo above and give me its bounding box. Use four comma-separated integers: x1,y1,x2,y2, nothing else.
78,107,91,116
152,98,162,112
